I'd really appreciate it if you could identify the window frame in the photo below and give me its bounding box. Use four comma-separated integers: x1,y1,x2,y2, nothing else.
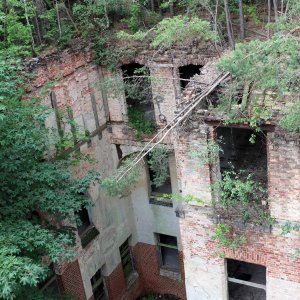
156,233,180,271
146,155,173,207
119,238,135,281
76,205,100,248
90,268,107,300
226,259,266,300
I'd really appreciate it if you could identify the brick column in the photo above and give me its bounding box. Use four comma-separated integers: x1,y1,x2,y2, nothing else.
105,264,127,300
133,243,186,299
58,260,87,300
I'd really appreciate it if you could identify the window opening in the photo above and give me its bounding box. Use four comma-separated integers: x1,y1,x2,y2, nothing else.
119,238,134,280
115,144,123,160
216,127,267,187
76,206,91,236
227,259,266,300
147,155,172,194
91,268,106,300
178,64,202,90
156,233,179,270
121,63,155,122
76,205,99,248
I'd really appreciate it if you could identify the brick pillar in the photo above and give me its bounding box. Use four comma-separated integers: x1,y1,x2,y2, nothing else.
133,243,186,300
105,264,126,300
58,260,87,300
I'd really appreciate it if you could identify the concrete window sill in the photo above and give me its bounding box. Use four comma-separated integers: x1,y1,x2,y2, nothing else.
159,268,181,281
149,195,173,207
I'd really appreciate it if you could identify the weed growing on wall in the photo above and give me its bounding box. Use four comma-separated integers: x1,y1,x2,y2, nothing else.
212,223,247,258
280,222,300,260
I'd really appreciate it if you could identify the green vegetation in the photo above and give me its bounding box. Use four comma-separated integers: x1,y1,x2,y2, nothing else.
212,223,247,257
0,51,98,300
147,145,170,187
101,155,143,197
210,170,273,257
1,0,300,296
280,222,300,260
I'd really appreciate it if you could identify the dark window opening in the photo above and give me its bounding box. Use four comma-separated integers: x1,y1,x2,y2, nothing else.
157,233,179,270
39,264,61,297
76,206,91,236
216,127,267,187
147,155,172,195
178,64,202,90
115,144,123,160
227,259,266,300
119,238,134,280
91,268,106,300
76,206,99,248
121,63,155,124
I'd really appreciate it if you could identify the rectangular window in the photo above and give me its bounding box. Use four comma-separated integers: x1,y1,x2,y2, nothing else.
148,160,172,194
76,206,99,248
90,268,106,300
147,154,172,206
156,234,179,270
216,127,267,186
227,259,266,300
121,63,155,127
119,238,134,280
77,206,91,235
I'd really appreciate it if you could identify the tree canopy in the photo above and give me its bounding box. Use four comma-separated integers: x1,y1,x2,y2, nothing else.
0,54,97,299
1,0,300,298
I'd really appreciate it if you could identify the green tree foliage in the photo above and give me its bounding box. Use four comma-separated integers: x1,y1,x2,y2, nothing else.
147,145,170,187
217,1,300,132
151,15,218,48
100,156,142,197
0,56,97,299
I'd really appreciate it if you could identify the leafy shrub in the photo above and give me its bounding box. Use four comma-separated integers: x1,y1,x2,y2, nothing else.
128,107,156,139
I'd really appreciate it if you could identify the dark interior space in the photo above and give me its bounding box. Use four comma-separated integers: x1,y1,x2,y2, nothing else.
119,238,134,280
115,144,123,160
90,269,106,300
121,63,155,122
157,234,179,270
76,206,91,235
227,259,266,300
178,64,202,89
216,127,267,186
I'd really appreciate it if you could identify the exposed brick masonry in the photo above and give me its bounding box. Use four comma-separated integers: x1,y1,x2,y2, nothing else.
133,243,186,300
58,260,86,300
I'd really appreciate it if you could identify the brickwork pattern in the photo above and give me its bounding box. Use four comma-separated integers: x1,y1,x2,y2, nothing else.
58,259,87,300
105,263,144,300
133,243,186,300
105,263,127,300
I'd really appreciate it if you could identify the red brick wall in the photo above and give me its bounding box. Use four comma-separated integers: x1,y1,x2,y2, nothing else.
58,259,86,300
105,263,127,300
105,262,144,300
133,243,186,300
181,206,300,283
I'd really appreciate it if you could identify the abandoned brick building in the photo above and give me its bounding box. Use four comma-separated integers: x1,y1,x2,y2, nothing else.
29,40,300,300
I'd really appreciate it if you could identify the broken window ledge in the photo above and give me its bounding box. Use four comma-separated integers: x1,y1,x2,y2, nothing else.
149,194,173,207
80,225,100,248
159,268,181,281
